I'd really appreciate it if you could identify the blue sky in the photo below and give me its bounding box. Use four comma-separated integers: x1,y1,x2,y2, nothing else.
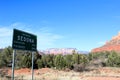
0,0,120,51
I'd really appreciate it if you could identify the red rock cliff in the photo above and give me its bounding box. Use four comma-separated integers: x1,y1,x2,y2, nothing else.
92,32,120,52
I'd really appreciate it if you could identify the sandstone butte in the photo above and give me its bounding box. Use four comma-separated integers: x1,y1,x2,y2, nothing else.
92,32,120,52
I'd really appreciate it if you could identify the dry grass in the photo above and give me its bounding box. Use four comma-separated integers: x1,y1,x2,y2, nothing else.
1,67,120,80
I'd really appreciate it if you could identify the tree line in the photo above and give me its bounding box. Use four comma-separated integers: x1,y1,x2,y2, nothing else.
0,46,120,71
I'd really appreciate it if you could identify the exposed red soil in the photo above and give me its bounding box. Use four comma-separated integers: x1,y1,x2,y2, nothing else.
6,68,51,75
1,67,120,80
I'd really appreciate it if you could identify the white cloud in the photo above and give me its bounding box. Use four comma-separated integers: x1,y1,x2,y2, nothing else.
34,26,63,49
38,32,63,45
0,22,63,50
0,27,12,37
97,41,105,45
0,27,12,48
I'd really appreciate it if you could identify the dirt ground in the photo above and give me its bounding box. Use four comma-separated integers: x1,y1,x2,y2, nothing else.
1,67,120,80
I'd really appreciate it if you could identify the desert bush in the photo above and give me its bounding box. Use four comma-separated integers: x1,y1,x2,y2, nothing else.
0,55,5,68
72,53,80,64
71,54,88,72
46,54,55,67
106,51,120,67
72,54,88,64
0,46,13,67
21,52,32,68
54,54,66,70
88,51,109,61
37,59,44,68
64,54,74,69
15,51,41,69
33,51,42,69
73,63,86,72
86,51,111,69
40,54,55,68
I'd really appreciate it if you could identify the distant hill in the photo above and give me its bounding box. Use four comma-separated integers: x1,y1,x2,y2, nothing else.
41,48,77,55
40,48,89,55
92,32,120,52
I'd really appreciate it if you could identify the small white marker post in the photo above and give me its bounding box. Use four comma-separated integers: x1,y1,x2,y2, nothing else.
12,50,16,80
32,52,34,80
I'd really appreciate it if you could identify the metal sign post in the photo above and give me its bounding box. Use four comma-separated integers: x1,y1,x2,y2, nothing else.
32,52,34,80
12,29,37,80
12,50,16,80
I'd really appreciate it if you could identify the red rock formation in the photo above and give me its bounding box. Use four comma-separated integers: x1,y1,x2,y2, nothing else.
92,32,120,52
42,48,77,55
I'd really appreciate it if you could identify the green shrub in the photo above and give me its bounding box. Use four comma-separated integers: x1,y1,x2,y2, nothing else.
106,51,120,67
37,59,44,68
73,63,86,72
20,52,32,68
54,54,66,70
0,46,13,67
64,54,74,69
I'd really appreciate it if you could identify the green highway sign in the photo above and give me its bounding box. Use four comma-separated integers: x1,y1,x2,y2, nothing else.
12,29,37,51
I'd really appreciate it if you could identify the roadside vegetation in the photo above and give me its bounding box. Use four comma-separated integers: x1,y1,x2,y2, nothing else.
1,46,120,72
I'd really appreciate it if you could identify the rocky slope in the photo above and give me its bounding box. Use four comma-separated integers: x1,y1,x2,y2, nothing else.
92,32,120,52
